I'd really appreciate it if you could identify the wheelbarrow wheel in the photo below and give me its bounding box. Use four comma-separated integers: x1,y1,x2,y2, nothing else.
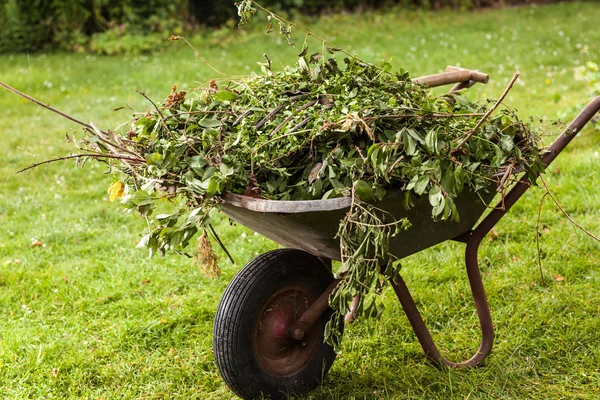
213,249,340,400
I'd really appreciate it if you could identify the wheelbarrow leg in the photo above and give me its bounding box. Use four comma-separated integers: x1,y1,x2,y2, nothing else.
390,232,494,368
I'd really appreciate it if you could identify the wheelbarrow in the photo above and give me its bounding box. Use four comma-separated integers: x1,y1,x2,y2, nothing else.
212,66,600,400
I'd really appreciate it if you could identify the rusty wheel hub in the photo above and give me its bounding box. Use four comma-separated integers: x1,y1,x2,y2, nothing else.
254,285,323,376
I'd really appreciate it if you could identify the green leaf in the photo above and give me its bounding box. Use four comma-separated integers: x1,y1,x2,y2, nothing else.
424,129,438,153
428,185,443,207
198,119,222,128
414,175,429,195
354,180,374,202
297,42,308,57
214,91,238,101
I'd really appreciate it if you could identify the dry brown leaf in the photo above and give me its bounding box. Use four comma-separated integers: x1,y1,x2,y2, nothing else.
488,228,500,241
195,231,221,277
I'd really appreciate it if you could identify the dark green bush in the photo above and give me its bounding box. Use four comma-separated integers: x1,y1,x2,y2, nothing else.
0,0,569,54
0,0,186,54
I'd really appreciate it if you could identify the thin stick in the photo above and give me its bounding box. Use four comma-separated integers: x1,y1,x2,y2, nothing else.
174,36,234,77
253,129,311,152
365,112,485,121
496,164,514,193
248,0,389,75
232,110,254,127
451,72,520,154
289,117,311,133
0,81,140,156
539,175,600,243
535,192,549,285
17,153,144,174
136,90,169,133
88,121,139,158
0,81,107,134
164,110,236,120
255,104,285,129
270,99,318,135
208,224,235,264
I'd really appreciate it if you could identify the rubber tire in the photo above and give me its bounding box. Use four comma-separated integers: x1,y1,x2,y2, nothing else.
213,249,339,400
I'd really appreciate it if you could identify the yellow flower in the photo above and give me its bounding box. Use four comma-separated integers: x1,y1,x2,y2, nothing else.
108,181,124,202
545,79,551,84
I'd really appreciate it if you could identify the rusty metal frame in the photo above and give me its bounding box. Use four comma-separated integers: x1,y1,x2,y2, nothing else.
389,95,600,368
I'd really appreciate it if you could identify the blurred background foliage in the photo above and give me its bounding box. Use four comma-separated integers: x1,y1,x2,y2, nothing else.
0,0,570,55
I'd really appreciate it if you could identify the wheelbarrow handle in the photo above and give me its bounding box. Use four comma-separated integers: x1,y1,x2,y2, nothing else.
543,95,600,167
413,65,489,88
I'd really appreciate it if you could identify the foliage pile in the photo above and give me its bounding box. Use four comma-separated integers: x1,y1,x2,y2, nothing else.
7,1,544,345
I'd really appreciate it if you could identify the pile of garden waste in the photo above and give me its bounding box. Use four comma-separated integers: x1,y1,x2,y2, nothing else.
10,0,546,346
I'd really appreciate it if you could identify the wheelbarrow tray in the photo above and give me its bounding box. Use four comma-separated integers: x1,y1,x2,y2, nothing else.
222,188,497,261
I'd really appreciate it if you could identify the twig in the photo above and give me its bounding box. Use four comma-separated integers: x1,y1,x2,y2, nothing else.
255,104,285,129
0,81,107,133
451,72,520,154
164,110,236,120
136,90,170,134
270,99,318,135
288,116,311,133
17,153,144,174
364,112,485,121
208,224,235,264
263,53,272,71
496,164,514,193
170,36,233,77
248,0,390,76
232,110,254,127
0,81,140,157
539,175,600,243
535,192,549,285
253,129,311,152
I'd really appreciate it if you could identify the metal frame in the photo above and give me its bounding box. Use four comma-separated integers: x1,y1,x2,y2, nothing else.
223,65,600,368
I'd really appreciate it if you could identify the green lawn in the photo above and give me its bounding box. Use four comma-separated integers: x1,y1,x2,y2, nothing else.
1,2,600,398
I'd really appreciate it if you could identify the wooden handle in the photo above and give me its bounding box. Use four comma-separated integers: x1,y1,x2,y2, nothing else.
413,70,473,87
446,66,489,84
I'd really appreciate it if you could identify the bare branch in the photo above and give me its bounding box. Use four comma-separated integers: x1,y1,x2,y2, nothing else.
136,90,170,134
451,72,520,154
0,81,107,134
17,153,145,174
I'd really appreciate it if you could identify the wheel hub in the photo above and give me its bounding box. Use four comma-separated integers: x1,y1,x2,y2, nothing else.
254,286,323,376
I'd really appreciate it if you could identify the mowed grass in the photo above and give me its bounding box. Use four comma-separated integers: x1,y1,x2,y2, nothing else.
1,2,600,398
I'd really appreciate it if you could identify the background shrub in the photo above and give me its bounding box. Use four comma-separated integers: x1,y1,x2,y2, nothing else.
0,0,569,54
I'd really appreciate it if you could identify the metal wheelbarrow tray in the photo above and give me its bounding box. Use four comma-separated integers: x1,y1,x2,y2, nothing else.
212,66,600,400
